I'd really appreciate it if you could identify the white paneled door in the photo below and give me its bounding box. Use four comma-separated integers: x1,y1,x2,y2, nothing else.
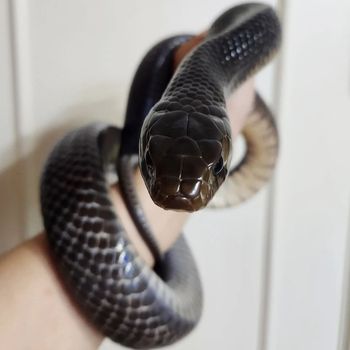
1,1,349,349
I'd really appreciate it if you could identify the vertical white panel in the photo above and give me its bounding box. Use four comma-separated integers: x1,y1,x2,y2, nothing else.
337,204,350,350
266,0,350,349
0,0,27,252
0,1,16,162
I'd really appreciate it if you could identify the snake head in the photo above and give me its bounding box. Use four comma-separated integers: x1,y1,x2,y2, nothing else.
139,108,232,211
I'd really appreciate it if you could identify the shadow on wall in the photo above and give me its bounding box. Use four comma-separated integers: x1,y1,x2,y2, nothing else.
0,96,125,254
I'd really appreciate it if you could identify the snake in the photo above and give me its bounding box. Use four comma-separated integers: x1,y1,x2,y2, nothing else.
40,3,281,349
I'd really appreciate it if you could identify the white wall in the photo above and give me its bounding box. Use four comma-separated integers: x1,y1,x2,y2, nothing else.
1,1,349,349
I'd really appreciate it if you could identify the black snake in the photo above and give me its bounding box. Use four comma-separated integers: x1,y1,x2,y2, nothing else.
40,3,281,348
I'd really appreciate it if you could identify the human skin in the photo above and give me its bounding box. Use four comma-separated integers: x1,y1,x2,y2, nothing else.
0,34,255,349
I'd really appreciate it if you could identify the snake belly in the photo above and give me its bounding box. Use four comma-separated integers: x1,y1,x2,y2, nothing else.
40,3,281,349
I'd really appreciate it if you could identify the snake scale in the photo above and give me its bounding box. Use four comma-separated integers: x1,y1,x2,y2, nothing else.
40,3,281,349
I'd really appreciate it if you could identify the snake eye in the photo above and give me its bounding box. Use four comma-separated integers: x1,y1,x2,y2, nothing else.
213,157,224,175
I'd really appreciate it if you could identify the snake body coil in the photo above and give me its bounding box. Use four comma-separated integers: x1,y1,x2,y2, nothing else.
41,3,281,348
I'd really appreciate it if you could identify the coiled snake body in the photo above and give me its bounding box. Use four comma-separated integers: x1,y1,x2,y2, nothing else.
41,3,281,349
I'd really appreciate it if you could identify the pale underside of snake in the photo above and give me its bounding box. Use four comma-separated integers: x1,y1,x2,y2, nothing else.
40,3,281,349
